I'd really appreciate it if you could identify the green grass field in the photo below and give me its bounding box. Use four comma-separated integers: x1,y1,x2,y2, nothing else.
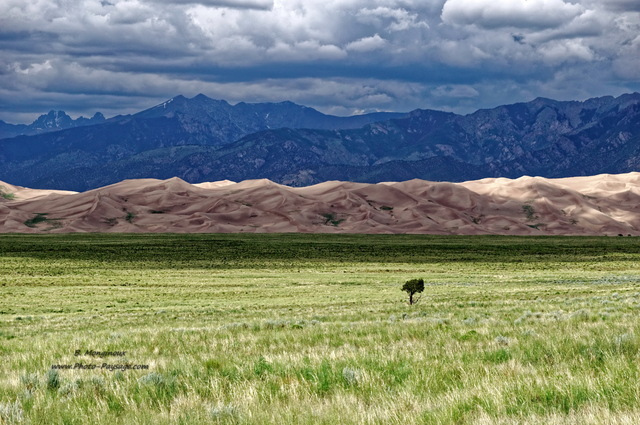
1,234,640,424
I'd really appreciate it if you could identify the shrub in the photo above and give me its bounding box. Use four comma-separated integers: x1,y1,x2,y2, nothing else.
20,373,39,392
46,369,60,391
0,401,24,424
522,204,538,221
321,213,344,226
342,367,363,386
209,403,240,421
24,213,49,228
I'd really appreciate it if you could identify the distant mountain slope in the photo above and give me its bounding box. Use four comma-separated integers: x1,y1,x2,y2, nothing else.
0,120,27,140
19,143,486,191
1,93,639,191
180,92,639,185
2,173,640,235
0,94,406,190
132,94,406,140
0,94,405,148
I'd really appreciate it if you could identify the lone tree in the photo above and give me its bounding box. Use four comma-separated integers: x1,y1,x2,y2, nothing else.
402,278,424,305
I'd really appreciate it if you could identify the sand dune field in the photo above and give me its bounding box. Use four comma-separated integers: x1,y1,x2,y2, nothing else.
2,173,640,235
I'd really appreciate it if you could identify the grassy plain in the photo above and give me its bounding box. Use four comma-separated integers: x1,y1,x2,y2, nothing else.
1,234,640,424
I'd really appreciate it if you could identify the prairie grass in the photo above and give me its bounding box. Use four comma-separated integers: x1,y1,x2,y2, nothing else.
1,234,640,424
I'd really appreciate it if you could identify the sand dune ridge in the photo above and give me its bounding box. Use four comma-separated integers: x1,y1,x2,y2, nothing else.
1,173,639,235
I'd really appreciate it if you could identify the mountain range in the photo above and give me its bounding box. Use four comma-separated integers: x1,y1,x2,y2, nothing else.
0,93,639,191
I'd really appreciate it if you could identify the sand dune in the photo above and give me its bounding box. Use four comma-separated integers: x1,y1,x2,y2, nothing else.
0,180,76,201
1,173,640,235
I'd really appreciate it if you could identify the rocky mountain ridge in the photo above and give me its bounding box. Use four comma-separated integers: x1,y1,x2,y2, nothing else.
1,93,638,191
0,110,105,139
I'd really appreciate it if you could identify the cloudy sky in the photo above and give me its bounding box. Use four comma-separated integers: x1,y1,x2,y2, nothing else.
1,0,639,123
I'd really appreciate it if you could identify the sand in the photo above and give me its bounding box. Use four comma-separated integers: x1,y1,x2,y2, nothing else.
1,173,639,235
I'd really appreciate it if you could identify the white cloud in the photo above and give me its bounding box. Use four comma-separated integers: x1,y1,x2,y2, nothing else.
357,7,429,32
148,0,273,9
346,34,388,52
539,39,595,63
12,60,53,75
441,0,584,30
612,35,640,80
524,9,608,44
266,40,347,61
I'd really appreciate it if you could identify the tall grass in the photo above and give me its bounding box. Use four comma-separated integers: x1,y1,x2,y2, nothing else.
1,234,640,424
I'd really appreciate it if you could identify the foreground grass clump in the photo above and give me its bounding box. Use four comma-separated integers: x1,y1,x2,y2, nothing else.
1,234,640,424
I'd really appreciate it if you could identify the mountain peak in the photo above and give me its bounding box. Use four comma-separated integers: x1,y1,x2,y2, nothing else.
197,95,230,106
531,97,559,106
91,112,105,121
30,110,73,130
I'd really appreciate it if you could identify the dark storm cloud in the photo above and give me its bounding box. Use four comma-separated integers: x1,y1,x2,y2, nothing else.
0,0,638,124
0,30,46,42
600,0,640,11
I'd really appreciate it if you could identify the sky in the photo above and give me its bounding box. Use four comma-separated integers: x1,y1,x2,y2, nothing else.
1,0,639,124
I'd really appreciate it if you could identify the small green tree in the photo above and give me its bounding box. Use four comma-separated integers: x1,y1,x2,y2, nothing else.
402,278,424,305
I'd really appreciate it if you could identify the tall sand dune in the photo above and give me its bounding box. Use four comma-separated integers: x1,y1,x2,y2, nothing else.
1,174,640,235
